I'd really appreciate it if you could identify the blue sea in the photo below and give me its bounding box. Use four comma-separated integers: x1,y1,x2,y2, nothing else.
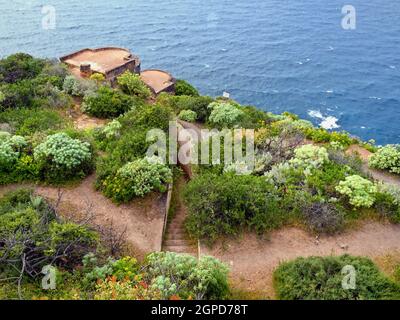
1,0,399,144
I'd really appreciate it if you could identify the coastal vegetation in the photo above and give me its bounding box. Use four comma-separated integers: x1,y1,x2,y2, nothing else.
369,145,400,174
1,52,400,300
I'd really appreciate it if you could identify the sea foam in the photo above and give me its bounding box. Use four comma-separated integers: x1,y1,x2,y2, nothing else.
308,110,340,130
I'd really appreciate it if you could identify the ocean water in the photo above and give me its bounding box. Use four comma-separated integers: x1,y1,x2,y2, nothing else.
1,0,399,144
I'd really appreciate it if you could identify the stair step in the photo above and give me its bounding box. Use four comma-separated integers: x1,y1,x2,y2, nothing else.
167,229,186,235
165,233,186,240
164,239,192,247
169,221,186,226
163,246,193,253
168,225,185,230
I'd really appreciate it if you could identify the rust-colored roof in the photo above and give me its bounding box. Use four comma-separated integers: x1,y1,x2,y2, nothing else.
60,47,139,75
140,69,175,94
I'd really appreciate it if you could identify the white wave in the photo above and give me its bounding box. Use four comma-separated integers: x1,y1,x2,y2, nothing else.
308,110,340,130
389,65,396,69
320,116,340,130
308,110,323,119
328,46,334,51
326,90,333,93
296,61,303,65
369,96,381,100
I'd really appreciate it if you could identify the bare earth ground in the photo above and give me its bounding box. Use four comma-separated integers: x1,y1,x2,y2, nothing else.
66,102,107,130
201,222,400,298
0,175,166,259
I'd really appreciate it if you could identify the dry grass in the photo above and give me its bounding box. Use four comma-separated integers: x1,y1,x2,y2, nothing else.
373,251,400,281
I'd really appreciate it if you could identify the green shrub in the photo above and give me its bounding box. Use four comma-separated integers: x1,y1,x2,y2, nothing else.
0,57,69,110
37,83,73,109
208,102,244,128
0,132,26,172
305,127,354,147
223,160,253,175
158,94,213,122
119,103,172,131
39,60,69,89
328,149,363,173
94,278,160,300
239,105,272,129
0,138,19,170
63,75,97,97
90,73,106,83
145,252,229,300
0,53,45,84
0,108,66,136
0,133,40,184
95,104,172,189
289,144,329,173
184,174,284,242
374,191,400,223
117,71,151,99
264,162,302,186
34,132,93,182
102,119,122,139
102,156,172,203
48,222,98,261
336,175,377,208
83,255,140,287
175,79,199,97
0,79,41,109
81,86,136,118
111,257,140,281
0,189,98,279
330,131,354,147
305,161,356,197
302,201,344,234
373,184,400,223
274,255,400,300
305,127,332,143
178,109,197,122
369,145,400,174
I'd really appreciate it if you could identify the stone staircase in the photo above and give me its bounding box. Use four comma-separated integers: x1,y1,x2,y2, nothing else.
162,176,196,254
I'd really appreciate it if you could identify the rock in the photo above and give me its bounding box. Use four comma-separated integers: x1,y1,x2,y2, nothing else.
340,243,349,250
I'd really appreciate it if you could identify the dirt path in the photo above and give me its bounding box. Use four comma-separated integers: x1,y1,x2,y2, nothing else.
0,175,166,259
347,144,400,187
201,222,400,298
